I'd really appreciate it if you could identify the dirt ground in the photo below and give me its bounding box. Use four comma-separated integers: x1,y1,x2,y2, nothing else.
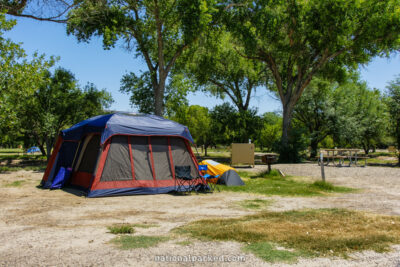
0,164,400,266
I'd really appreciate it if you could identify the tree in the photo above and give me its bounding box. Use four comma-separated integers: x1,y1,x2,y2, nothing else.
120,72,194,116
258,112,281,152
120,71,155,114
19,68,113,159
185,31,266,112
210,102,263,145
386,75,400,165
355,88,388,154
293,78,335,158
67,0,216,116
171,105,213,156
226,0,400,161
331,77,388,154
0,12,55,141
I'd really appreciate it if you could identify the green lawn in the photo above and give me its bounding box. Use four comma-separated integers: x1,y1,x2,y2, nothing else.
218,170,354,197
0,148,46,172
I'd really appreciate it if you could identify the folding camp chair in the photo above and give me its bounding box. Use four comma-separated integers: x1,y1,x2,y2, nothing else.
198,164,220,192
175,165,197,194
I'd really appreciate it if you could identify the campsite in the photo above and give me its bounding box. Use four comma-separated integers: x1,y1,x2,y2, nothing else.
1,162,400,266
1,1,400,266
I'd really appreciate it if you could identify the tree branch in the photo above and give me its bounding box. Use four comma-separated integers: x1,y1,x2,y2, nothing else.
209,78,239,108
165,44,188,74
258,49,284,101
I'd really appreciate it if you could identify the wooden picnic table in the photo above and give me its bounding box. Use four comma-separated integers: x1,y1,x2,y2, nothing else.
319,148,368,167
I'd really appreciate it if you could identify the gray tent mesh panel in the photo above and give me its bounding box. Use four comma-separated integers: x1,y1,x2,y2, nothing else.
131,136,154,180
100,136,132,182
170,138,199,178
151,137,173,180
77,135,101,173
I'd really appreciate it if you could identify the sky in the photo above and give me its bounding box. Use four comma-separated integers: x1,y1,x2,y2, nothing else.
4,16,400,115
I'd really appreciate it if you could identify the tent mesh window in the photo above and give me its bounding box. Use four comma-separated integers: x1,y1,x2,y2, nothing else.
77,135,101,173
170,137,199,178
131,136,154,180
101,136,132,181
151,137,173,180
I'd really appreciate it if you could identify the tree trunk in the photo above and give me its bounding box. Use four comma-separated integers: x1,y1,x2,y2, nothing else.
33,133,46,157
310,138,319,159
154,85,164,116
204,145,208,157
154,75,166,116
38,145,46,157
361,141,368,155
278,101,296,162
281,103,294,148
45,137,54,162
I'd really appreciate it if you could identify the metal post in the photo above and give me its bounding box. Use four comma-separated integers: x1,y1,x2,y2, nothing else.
320,152,326,182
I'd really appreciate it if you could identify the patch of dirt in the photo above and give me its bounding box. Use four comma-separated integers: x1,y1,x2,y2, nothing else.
0,168,399,266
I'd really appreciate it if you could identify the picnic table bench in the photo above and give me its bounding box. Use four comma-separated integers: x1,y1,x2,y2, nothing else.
318,148,369,167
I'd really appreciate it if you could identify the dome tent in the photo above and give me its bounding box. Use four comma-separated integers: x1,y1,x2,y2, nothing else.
41,113,201,197
199,160,244,186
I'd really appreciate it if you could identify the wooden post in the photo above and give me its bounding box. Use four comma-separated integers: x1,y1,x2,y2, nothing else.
320,152,326,182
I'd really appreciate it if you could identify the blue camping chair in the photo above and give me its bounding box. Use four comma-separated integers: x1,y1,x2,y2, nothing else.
198,164,220,192
174,165,197,194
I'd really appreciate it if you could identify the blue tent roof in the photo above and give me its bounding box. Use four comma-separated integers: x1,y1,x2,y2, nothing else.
61,113,194,144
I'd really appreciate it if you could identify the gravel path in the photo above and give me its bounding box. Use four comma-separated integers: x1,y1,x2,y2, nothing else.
0,166,399,267
239,163,400,216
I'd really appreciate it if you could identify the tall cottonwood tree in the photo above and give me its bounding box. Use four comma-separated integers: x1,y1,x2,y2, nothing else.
225,0,400,161
67,0,216,116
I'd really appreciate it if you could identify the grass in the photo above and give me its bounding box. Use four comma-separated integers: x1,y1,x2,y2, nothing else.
236,170,252,178
107,224,135,234
130,223,159,228
111,235,169,249
368,151,397,157
0,152,47,173
237,199,273,210
366,158,398,165
0,165,46,173
4,180,25,187
0,154,46,160
176,208,400,261
243,242,304,263
220,170,354,196
0,148,24,154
